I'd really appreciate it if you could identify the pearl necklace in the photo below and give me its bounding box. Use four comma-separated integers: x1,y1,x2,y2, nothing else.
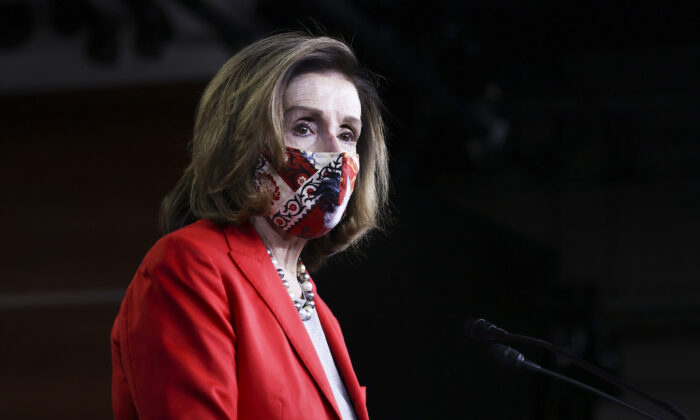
266,247,316,321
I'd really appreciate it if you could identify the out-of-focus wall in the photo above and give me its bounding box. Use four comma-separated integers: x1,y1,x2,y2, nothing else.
0,84,202,418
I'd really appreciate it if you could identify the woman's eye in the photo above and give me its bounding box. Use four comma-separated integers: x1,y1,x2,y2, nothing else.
292,122,311,135
339,131,356,143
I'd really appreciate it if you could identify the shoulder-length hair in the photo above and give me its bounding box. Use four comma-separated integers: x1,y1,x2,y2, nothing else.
160,32,390,269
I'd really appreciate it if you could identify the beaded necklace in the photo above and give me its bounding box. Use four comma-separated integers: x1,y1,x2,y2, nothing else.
266,247,316,321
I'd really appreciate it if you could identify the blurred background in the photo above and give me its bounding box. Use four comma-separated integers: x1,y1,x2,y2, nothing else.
1,0,699,419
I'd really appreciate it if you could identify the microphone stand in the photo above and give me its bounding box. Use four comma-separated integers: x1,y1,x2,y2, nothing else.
500,331,690,420
490,344,665,420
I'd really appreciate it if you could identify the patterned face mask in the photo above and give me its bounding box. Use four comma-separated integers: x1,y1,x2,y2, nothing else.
255,147,360,239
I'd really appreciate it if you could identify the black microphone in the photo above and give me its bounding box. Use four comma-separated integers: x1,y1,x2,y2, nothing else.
466,318,690,420
487,344,665,420
465,317,507,341
487,342,539,372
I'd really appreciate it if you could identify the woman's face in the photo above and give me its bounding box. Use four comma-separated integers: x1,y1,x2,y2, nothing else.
282,71,361,154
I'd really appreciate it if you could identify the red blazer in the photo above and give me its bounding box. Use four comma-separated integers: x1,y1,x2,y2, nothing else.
111,219,369,420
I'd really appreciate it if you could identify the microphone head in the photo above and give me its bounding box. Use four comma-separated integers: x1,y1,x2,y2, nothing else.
464,317,507,341
487,344,526,370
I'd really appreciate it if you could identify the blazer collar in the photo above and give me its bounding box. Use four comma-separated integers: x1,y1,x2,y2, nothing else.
223,222,344,419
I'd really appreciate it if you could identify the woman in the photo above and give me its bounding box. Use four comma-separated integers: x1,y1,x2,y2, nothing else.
110,32,389,420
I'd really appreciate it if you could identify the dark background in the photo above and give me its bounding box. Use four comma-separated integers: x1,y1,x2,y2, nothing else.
1,1,699,419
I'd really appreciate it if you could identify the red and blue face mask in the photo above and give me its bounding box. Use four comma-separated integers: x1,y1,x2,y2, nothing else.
254,147,360,239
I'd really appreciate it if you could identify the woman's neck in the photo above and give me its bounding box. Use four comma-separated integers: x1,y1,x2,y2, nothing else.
250,216,307,275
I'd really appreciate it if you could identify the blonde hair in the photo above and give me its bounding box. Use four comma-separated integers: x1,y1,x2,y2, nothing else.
160,32,390,268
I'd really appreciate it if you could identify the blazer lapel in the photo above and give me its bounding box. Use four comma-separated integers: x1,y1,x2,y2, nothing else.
224,223,342,419
315,296,370,420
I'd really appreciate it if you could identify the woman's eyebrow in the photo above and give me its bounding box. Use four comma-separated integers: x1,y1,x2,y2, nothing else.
342,115,362,128
283,105,362,128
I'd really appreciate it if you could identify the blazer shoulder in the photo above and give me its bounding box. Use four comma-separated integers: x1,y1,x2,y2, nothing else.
139,219,264,271
140,220,230,270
